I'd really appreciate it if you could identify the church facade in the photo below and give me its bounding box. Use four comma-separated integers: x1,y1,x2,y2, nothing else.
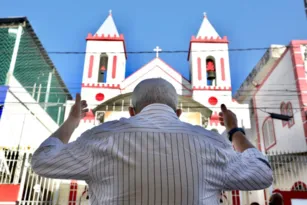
65,11,250,141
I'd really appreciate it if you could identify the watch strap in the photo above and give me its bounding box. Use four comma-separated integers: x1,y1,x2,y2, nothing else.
228,127,245,142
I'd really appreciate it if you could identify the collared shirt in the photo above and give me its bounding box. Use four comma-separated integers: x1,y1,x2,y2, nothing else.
31,104,273,205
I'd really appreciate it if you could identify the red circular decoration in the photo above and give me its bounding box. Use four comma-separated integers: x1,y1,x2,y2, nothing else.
208,96,218,105
95,93,105,101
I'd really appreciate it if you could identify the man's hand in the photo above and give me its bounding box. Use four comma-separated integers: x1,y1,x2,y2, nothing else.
219,104,255,151
68,93,88,128
219,104,238,131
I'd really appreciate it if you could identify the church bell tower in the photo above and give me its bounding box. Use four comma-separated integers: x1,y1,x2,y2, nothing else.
188,13,231,89
82,10,126,85
80,10,126,107
188,13,233,131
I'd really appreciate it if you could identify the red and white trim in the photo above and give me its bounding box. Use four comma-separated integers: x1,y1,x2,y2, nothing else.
273,181,307,205
192,86,231,91
197,57,202,81
290,40,307,144
88,55,94,78
86,33,127,59
82,83,120,89
68,180,78,205
187,36,228,60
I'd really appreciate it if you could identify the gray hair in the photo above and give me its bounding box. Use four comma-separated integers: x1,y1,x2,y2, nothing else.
131,78,178,112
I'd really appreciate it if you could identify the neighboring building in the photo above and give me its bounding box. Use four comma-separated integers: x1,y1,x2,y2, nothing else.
0,17,72,148
0,17,72,204
235,41,307,204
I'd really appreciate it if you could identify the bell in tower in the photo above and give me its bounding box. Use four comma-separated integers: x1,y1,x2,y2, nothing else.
206,58,216,80
98,53,108,83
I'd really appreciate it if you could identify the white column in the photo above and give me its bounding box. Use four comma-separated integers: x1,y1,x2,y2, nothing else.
57,106,62,124
32,83,36,98
44,72,53,110
37,84,42,102
6,25,23,85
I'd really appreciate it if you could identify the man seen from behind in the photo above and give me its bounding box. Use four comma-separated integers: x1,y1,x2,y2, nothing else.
32,78,273,205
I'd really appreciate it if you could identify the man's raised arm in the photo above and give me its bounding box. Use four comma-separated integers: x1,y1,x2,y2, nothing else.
219,104,273,190
31,94,92,180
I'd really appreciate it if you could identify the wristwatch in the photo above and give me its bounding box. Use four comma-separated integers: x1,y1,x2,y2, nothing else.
228,127,245,142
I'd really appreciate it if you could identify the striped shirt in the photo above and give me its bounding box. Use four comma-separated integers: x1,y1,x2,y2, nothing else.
32,103,273,205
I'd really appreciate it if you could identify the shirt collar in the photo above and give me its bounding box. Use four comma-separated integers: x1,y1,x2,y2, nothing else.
138,103,178,119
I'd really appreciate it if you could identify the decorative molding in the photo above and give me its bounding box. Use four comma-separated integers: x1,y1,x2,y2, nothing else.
86,33,124,41
208,96,218,105
112,56,117,79
95,93,105,101
190,35,228,43
82,110,95,122
197,57,202,81
86,33,127,59
188,36,229,60
88,55,94,78
82,83,120,89
220,58,225,81
193,86,231,91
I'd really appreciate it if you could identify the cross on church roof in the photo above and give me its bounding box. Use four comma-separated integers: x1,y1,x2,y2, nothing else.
153,46,162,58
109,10,112,16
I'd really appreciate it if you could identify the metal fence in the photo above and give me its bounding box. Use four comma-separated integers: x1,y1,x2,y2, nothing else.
267,151,307,191
1,148,306,205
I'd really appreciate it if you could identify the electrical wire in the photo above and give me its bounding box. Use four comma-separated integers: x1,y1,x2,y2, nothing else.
0,45,295,55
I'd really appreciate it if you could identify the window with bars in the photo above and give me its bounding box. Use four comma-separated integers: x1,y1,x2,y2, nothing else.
262,117,276,150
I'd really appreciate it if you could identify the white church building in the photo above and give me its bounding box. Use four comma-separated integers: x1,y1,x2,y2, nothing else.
65,11,250,142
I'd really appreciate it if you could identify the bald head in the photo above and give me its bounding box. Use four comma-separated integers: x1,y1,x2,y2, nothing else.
131,78,178,113
269,193,284,205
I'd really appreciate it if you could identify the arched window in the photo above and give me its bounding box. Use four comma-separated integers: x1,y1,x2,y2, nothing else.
291,181,307,191
206,56,216,86
262,117,276,151
287,102,294,127
98,53,108,83
280,102,287,127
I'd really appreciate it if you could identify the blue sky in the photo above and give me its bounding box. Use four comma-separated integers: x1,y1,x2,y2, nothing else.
2,0,307,96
